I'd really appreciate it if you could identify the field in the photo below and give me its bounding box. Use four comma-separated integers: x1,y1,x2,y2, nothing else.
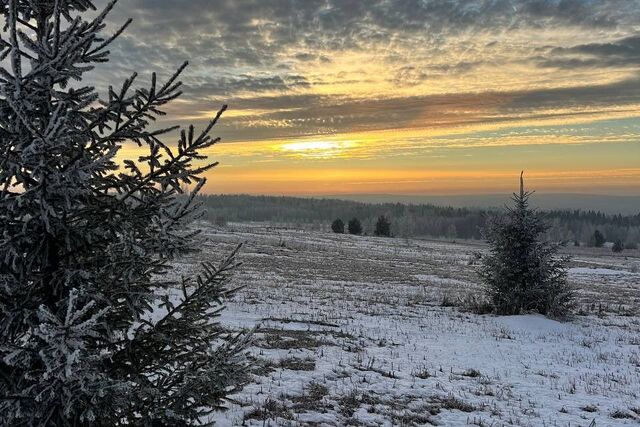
178,223,640,426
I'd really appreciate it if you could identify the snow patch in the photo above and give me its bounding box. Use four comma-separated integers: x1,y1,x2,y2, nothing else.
569,267,636,276
493,314,571,334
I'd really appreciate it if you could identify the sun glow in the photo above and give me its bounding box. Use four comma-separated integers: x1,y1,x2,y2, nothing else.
278,140,356,158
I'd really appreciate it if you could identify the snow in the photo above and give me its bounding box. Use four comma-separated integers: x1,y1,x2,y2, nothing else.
494,314,571,333
184,223,640,426
569,267,637,276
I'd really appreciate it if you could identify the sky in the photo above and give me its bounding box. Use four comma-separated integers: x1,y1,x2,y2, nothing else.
99,0,640,196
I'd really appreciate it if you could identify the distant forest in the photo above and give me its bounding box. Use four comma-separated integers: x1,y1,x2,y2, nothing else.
198,195,640,247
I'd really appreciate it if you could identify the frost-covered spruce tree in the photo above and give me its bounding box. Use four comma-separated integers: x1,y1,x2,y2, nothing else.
0,1,249,425
478,173,573,316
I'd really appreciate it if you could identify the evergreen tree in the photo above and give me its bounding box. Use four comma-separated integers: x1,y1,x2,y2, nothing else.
593,230,606,247
331,218,345,233
0,1,249,425
348,217,362,235
194,195,640,247
374,215,391,237
612,240,624,253
477,173,573,316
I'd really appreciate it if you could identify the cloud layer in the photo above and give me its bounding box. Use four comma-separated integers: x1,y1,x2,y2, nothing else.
97,0,640,194
96,0,640,141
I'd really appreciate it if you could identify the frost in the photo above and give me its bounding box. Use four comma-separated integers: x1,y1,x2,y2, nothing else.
0,1,248,424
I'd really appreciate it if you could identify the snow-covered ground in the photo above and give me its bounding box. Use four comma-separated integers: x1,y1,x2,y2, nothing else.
179,223,640,426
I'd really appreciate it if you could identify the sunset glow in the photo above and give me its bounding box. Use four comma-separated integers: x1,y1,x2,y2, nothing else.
103,0,640,196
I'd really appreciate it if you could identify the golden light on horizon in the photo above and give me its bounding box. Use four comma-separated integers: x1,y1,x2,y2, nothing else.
200,165,640,196
104,1,640,197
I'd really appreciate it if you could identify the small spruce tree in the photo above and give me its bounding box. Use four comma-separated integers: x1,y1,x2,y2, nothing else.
477,173,573,316
593,230,606,248
374,215,391,237
331,218,345,233
348,217,363,235
0,1,249,425
612,240,624,253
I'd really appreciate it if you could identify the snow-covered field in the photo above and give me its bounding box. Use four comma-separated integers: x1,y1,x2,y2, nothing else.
180,223,640,426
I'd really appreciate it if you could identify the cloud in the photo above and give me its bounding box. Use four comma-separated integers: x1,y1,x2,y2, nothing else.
505,77,640,109
183,74,310,97
171,76,640,142
102,0,640,77
89,0,640,142
391,66,429,87
519,0,623,28
538,35,640,69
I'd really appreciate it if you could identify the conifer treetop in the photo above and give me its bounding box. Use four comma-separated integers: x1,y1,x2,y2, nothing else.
0,1,249,424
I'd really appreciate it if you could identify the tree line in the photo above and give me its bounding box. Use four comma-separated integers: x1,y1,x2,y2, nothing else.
199,194,640,248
